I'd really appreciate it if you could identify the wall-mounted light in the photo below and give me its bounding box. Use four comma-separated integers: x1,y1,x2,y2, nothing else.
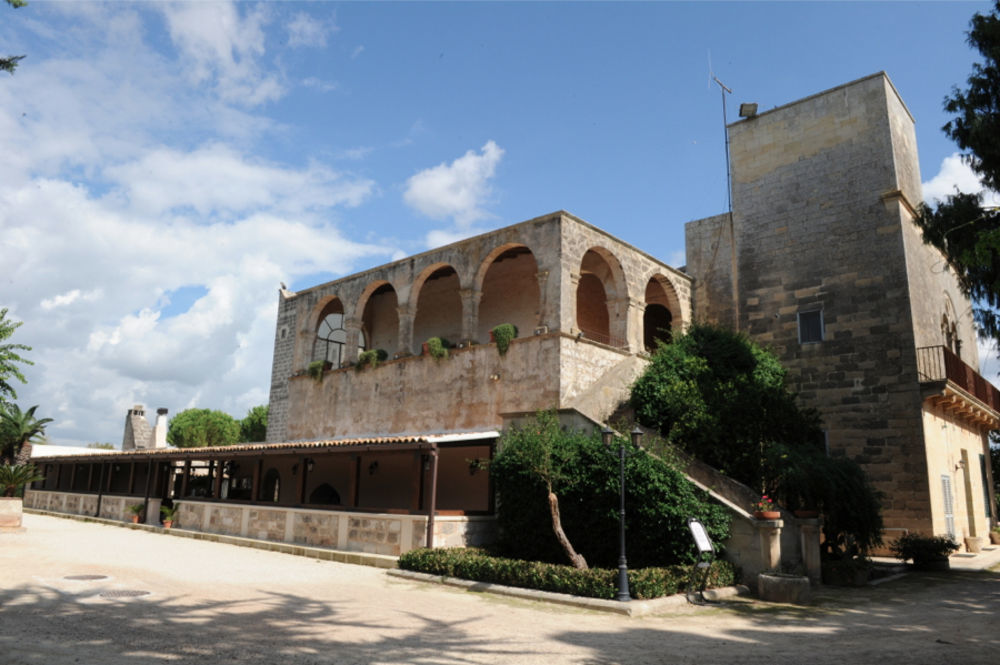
305,458,315,473
368,460,379,475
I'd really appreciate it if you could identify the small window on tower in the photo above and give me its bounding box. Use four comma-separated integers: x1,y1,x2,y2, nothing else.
798,310,824,344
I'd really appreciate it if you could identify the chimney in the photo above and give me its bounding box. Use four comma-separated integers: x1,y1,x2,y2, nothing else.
154,408,169,448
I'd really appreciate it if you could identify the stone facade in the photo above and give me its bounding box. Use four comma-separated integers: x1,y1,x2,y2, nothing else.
266,212,691,442
686,72,997,542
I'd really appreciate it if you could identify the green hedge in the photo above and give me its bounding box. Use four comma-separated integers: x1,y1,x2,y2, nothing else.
398,547,737,600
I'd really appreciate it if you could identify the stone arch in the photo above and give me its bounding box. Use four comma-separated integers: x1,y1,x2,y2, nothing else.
411,263,463,353
356,280,400,356
311,297,363,366
576,247,628,345
476,244,541,342
643,274,683,351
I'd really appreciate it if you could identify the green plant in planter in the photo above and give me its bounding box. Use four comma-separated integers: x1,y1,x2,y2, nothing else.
356,349,388,371
490,324,518,356
0,463,44,497
160,503,180,522
890,533,959,569
127,502,145,516
425,337,450,360
307,360,328,382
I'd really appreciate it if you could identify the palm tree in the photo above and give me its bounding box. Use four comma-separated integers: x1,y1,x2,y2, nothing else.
0,404,53,464
0,463,44,497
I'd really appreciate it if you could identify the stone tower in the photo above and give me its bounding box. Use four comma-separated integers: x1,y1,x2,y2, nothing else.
686,72,995,540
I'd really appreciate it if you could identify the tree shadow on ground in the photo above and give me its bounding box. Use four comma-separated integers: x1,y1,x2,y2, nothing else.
0,581,534,665
553,570,1000,665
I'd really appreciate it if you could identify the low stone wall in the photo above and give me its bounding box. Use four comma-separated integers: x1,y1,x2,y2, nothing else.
24,490,496,557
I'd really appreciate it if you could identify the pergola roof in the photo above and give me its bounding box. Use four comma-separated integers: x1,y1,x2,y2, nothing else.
31,431,500,464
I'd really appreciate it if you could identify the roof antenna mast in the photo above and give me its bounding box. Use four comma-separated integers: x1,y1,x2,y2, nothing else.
712,75,733,215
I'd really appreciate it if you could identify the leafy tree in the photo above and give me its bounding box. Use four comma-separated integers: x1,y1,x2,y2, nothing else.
0,308,32,409
2,0,27,75
167,408,240,448
630,324,822,489
916,1,1000,343
491,412,731,569
631,324,883,558
0,404,52,464
239,405,268,443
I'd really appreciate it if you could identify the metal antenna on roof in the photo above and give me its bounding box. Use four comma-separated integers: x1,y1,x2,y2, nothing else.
712,75,733,215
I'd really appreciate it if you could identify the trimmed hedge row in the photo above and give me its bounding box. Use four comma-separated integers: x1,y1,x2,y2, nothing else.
398,547,738,600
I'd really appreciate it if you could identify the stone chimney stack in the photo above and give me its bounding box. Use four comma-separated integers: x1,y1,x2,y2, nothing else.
122,405,153,450
154,408,169,448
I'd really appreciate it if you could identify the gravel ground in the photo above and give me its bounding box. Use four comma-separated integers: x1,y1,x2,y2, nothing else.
1,513,998,664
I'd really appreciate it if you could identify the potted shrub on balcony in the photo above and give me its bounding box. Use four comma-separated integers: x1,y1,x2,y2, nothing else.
890,533,959,571
356,349,388,371
0,463,44,529
752,494,780,520
423,337,450,360
490,324,518,356
307,360,331,382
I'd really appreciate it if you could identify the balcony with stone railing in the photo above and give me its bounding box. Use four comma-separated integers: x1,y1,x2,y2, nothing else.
916,345,1000,427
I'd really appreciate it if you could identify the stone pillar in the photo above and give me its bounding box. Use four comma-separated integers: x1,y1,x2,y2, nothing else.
344,317,362,364
625,296,646,352
564,272,581,334
396,305,415,356
799,518,822,585
755,518,783,570
535,269,552,332
459,288,481,343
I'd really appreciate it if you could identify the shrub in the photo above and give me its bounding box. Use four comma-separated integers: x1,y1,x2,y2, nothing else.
425,337,450,360
491,412,730,568
307,360,327,382
0,463,43,497
890,533,959,563
490,324,518,356
398,547,737,600
356,349,388,371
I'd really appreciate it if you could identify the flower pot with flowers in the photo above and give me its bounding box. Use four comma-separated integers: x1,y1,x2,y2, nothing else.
753,495,780,520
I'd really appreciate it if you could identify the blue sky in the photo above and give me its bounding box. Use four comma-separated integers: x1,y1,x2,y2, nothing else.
1,1,997,447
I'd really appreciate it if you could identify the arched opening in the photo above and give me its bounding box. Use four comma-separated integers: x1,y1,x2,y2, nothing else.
308,482,341,505
313,298,363,367
360,282,400,356
576,248,625,346
477,245,540,342
412,265,462,353
644,276,680,351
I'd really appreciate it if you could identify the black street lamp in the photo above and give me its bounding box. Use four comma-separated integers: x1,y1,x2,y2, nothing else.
602,425,644,602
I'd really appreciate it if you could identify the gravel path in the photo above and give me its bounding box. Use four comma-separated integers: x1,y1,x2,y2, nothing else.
1,514,998,664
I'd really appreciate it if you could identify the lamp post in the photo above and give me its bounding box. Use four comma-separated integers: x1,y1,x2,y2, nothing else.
602,425,644,602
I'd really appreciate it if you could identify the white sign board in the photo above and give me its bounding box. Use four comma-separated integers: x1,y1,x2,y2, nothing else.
689,519,713,553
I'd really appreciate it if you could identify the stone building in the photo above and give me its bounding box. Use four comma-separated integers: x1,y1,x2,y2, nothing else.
26,72,998,558
686,72,998,548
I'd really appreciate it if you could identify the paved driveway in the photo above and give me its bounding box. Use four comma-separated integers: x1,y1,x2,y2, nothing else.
1,514,998,664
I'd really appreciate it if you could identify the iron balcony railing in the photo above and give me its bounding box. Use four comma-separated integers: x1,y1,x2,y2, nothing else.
916,345,1000,412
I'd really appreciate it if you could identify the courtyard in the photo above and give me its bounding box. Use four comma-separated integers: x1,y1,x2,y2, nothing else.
1,514,998,664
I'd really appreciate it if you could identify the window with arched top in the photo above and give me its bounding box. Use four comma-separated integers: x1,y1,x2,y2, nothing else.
643,275,680,351
314,300,363,367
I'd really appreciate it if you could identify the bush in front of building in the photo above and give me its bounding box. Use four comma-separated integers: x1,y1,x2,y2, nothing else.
398,547,737,600
490,412,731,568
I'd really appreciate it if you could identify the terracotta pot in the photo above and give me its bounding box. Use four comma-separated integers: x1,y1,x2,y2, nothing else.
163,520,173,529
489,330,496,343
422,342,430,356
964,536,984,553
754,510,781,520
991,531,1000,545
130,515,140,524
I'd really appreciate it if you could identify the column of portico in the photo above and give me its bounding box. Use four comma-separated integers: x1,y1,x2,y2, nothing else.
396,305,415,356
535,269,558,333
625,296,646,352
459,288,481,344
343,317,362,364
563,270,581,334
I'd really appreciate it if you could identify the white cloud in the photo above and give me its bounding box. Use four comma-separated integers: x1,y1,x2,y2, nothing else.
287,12,332,48
160,1,283,106
923,153,1000,207
403,140,504,235
104,144,374,218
